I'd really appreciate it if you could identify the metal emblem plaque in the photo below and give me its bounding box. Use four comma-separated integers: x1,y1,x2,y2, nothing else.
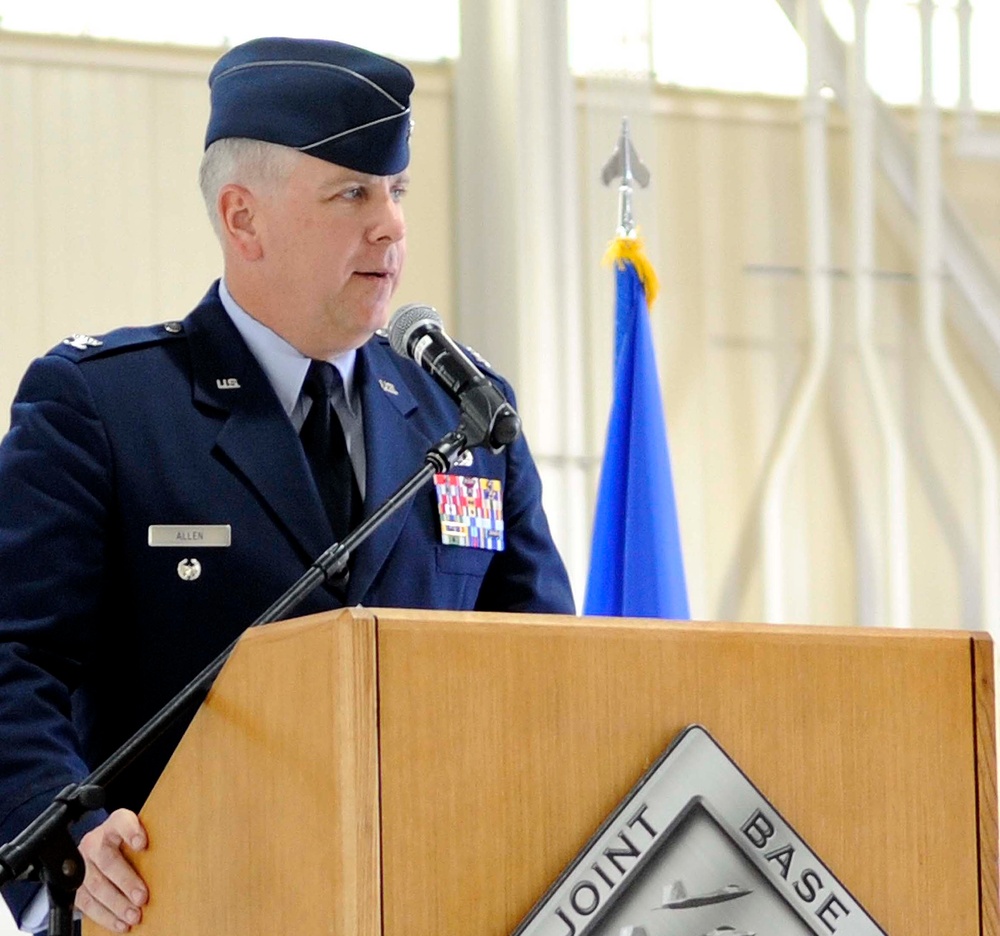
513,726,885,936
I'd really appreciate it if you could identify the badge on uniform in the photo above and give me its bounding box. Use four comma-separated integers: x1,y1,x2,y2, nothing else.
62,334,103,351
433,474,505,552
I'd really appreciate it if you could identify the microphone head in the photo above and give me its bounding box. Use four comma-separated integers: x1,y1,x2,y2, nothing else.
387,302,442,358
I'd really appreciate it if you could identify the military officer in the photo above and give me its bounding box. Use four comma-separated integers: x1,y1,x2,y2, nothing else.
0,36,574,932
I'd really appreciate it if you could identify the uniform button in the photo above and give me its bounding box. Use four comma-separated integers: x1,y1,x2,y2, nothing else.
164,321,183,334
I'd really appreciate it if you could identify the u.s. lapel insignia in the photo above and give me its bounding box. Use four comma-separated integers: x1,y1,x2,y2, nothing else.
433,473,505,551
215,377,241,390
379,378,399,396
62,334,103,351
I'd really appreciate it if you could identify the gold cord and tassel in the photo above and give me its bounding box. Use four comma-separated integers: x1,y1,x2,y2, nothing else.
602,235,660,309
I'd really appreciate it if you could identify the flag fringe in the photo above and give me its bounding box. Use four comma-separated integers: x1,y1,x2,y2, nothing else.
602,235,660,308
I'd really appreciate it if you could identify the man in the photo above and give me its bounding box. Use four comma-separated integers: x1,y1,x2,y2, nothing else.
0,37,574,932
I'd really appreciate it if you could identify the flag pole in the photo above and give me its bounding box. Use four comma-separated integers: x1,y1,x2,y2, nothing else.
600,118,659,312
584,118,688,619
601,116,650,238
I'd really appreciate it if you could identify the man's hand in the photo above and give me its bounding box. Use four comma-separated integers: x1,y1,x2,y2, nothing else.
75,809,148,932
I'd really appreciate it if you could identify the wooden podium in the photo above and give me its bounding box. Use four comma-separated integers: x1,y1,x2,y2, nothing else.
95,609,998,936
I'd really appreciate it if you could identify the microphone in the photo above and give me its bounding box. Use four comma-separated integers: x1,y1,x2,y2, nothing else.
388,303,521,453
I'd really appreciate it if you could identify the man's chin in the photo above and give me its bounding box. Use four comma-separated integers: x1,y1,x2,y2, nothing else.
350,307,392,348
328,289,397,349
369,296,396,333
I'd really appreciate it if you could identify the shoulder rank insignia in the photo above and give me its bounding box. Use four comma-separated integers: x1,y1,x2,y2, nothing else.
62,334,103,351
467,346,492,369
378,378,399,396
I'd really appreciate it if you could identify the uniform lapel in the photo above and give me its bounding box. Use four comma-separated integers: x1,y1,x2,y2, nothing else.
346,340,435,603
185,287,335,566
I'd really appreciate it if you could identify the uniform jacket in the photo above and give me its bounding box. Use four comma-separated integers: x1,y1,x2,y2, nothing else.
0,283,574,920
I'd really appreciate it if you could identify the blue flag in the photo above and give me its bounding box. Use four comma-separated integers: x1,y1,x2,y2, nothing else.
584,243,689,619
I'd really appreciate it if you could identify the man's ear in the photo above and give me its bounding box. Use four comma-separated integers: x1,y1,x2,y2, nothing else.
218,185,263,261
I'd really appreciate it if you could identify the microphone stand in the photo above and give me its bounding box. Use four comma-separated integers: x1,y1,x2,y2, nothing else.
0,425,475,936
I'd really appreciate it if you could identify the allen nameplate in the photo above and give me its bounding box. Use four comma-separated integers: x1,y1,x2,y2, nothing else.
512,726,884,936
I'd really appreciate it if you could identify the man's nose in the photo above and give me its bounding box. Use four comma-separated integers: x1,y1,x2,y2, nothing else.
369,195,406,243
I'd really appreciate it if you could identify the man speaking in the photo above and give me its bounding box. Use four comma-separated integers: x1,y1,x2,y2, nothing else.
0,37,574,932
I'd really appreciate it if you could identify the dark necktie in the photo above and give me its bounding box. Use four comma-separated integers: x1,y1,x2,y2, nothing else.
300,361,361,545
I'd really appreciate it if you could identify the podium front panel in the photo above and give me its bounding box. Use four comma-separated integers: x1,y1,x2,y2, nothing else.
375,611,991,936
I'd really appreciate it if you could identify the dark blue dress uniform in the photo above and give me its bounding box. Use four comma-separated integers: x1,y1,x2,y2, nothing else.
0,284,575,921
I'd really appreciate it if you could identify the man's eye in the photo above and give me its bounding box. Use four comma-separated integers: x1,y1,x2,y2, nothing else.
391,186,408,202
340,187,364,200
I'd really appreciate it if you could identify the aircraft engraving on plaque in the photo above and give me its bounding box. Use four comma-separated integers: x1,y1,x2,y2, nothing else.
511,725,886,936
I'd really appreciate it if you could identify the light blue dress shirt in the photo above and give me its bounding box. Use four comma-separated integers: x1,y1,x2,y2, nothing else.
218,279,367,499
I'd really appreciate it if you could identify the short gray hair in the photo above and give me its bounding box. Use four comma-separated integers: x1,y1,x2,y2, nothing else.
198,138,299,240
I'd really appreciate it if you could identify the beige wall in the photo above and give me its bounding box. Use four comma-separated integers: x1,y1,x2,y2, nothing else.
1,35,218,412
2,33,1000,631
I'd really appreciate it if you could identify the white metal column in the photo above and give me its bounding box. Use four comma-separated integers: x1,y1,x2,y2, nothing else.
761,0,834,622
851,0,911,627
916,0,1000,635
454,0,589,604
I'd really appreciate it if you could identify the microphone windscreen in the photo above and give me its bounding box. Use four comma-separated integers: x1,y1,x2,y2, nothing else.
387,302,442,358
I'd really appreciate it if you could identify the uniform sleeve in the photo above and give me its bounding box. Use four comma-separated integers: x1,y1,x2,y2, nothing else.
0,354,112,920
473,380,576,615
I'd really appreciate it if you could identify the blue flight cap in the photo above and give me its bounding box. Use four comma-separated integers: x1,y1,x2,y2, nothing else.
205,37,414,176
